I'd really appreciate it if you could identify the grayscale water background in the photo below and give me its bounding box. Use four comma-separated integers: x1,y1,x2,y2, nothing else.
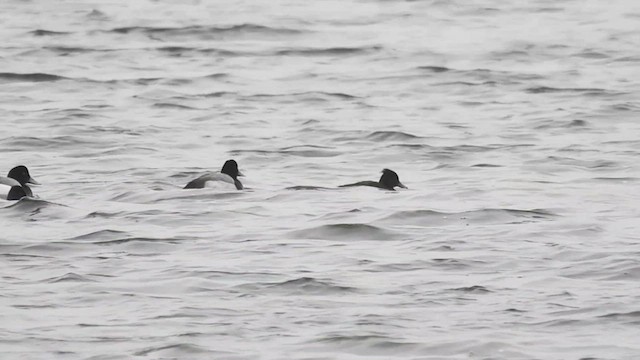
1,0,640,359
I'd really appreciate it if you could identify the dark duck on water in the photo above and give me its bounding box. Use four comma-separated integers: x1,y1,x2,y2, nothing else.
339,169,407,190
184,159,244,190
0,165,40,200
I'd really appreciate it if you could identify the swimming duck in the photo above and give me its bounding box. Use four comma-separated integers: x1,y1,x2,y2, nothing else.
339,168,407,190
0,165,39,200
184,159,244,190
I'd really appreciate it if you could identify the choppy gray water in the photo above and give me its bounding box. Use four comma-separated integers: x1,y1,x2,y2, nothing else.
1,1,640,359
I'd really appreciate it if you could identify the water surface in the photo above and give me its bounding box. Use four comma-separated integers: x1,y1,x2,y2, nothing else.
1,1,640,359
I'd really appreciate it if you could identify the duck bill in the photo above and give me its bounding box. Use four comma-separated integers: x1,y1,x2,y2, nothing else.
28,177,40,185
237,170,245,177
397,182,407,189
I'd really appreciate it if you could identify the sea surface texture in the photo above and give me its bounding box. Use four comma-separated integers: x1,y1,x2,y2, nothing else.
1,1,640,359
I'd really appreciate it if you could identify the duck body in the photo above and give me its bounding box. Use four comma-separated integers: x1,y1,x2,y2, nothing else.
184,159,243,190
7,186,28,200
339,169,407,191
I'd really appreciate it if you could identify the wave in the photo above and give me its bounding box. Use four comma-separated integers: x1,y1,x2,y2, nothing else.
525,86,611,94
614,55,640,62
533,119,589,130
201,91,236,98
598,311,640,322
375,258,483,272
278,144,341,157
442,144,499,153
0,135,109,150
134,343,210,357
386,143,434,150
378,208,557,226
311,334,419,352
0,72,110,84
365,131,423,141
300,91,359,99
155,46,239,56
105,24,304,38
0,72,66,82
69,229,129,241
450,285,492,293
608,102,640,112
90,236,186,245
290,223,400,240
40,46,113,54
285,185,332,191
1,198,56,212
276,46,381,56
0,253,52,261
45,272,95,283
152,103,198,110
115,73,228,86
574,50,609,59
250,91,359,101
110,189,244,203
199,91,358,103
29,29,70,36
280,144,334,150
420,66,547,84
86,9,109,21
417,65,451,72
591,176,639,183
434,81,495,87
471,163,502,167
159,45,377,57
431,258,487,270
231,145,341,158
530,156,619,170
264,277,357,294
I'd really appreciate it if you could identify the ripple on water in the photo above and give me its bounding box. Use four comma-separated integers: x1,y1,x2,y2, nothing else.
267,277,358,294
378,208,557,227
234,276,358,296
45,272,95,283
0,72,67,82
275,45,382,56
104,24,305,39
1,135,109,149
450,285,492,294
29,29,71,36
309,334,421,355
288,91,358,100
133,343,212,357
372,258,483,272
1,198,59,214
68,229,130,242
152,103,199,110
155,46,240,57
232,145,341,158
417,65,451,73
290,223,401,240
365,131,423,142
525,86,615,95
532,119,590,131
90,236,187,246
598,311,640,325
